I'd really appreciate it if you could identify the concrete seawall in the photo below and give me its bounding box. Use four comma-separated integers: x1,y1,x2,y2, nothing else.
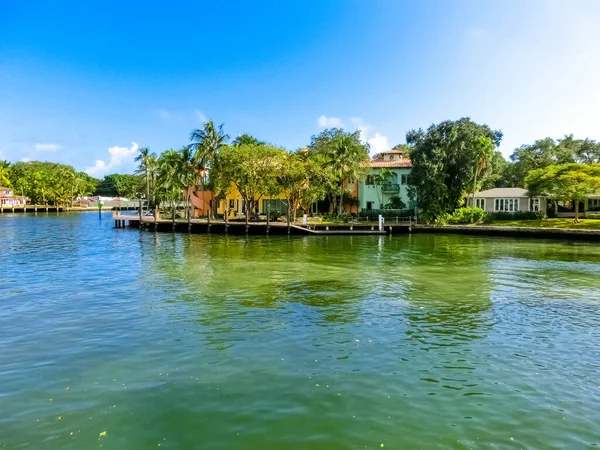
414,225,600,241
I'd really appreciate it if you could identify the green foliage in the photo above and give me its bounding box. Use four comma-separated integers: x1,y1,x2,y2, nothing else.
232,134,265,146
308,128,370,215
525,163,600,220
0,164,11,187
391,143,412,157
448,207,485,224
480,151,511,190
508,135,600,187
95,173,140,198
407,117,502,221
7,161,100,205
386,195,406,209
218,143,282,222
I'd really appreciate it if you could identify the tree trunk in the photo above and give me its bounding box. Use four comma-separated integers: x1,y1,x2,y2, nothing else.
172,204,176,231
187,190,192,231
266,201,270,228
287,199,291,233
245,198,250,231
146,173,150,210
470,169,479,223
574,199,580,223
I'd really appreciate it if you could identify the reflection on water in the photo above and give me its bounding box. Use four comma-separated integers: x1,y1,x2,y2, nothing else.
1,213,600,449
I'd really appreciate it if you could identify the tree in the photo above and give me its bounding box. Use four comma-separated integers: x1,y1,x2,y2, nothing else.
480,151,511,190
276,150,319,228
509,137,574,187
177,146,197,228
7,161,97,205
469,136,494,221
218,143,281,227
407,118,502,221
157,150,183,230
95,174,140,198
525,163,600,222
135,147,155,208
370,168,392,209
232,134,265,146
308,128,370,216
392,143,412,158
189,120,229,219
0,164,10,187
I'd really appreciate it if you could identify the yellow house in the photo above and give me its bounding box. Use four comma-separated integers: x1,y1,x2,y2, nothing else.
191,183,289,219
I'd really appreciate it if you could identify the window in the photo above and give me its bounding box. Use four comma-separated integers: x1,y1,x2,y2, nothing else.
229,199,235,209
366,201,373,210
494,198,520,212
366,175,374,185
401,174,408,185
529,198,540,212
475,198,485,209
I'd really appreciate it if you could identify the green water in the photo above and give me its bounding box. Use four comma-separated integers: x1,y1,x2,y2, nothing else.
1,213,600,449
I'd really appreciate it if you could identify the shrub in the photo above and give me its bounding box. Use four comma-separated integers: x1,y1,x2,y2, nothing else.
434,212,452,226
448,207,485,224
386,195,406,210
587,213,600,220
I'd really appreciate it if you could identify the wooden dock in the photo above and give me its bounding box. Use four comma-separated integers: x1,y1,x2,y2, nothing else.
112,212,407,236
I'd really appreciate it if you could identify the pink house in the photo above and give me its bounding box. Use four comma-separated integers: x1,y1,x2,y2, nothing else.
0,187,27,206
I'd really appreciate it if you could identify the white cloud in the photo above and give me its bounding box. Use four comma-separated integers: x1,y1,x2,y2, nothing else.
35,143,61,151
156,109,172,120
368,132,390,154
194,110,207,123
348,117,391,155
156,109,207,124
317,115,343,128
21,157,32,162
316,116,392,156
86,142,139,177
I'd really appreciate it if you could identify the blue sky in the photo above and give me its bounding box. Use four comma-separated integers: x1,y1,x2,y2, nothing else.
1,0,599,177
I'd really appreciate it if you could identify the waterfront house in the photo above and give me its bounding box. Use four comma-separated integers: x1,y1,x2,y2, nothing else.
469,187,600,218
0,187,27,206
357,150,413,214
189,182,289,219
468,188,546,214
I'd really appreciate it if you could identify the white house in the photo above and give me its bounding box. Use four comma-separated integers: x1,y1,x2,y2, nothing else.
468,188,546,214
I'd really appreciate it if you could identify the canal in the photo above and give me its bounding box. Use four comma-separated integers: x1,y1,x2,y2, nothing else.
1,212,599,449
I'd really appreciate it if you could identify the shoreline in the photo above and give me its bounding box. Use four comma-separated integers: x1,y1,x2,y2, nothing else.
110,213,600,241
413,224,600,241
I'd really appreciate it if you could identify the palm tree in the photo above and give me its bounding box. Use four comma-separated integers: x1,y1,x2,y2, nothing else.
157,150,182,231
135,147,155,210
189,121,229,220
0,165,10,187
470,137,494,222
324,132,368,216
177,146,197,229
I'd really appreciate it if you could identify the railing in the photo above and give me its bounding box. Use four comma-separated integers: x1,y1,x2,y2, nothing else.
381,183,400,193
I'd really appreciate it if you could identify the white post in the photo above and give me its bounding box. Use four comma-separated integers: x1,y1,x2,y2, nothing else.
378,214,384,231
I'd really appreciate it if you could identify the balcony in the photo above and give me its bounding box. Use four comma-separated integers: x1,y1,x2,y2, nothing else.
381,183,400,193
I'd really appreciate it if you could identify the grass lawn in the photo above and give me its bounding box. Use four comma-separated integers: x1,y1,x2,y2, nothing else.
486,218,600,230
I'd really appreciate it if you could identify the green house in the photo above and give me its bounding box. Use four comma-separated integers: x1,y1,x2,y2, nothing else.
358,150,413,214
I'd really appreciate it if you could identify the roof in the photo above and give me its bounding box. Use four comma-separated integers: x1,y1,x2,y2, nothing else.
376,150,404,155
473,187,532,198
0,187,11,190
369,159,412,168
